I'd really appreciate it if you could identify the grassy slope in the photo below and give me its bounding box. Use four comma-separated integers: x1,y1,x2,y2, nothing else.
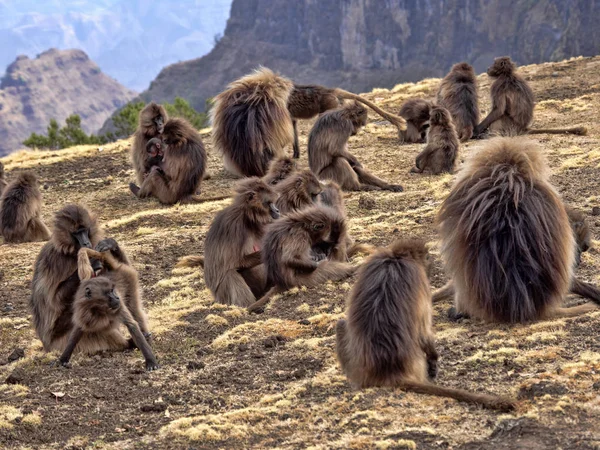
1,56,600,449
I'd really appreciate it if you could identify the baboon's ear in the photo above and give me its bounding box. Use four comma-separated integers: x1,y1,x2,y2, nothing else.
85,287,92,299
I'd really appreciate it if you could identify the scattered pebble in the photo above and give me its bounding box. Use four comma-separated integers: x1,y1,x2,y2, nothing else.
298,319,311,325
140,403,167,413
7,348,25,362
592,206,600,216
358,195,376,210
187,361,205,371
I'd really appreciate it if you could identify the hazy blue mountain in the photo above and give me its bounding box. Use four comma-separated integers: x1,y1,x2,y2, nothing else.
0,0,233,91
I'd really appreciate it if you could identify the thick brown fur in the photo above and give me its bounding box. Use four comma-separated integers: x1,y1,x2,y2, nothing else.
437,138,596,323
179,178,280,306
398,99,433,143
275,170,322,214
0,162,7,196
0,172,50,243
308,102,403,192
30,204,104,352
437,62,479,141
131,117,207,204
263,157,297,186
247,206,356,313
211,67,294,177
411,107,460,175
336,240,515,411
131,102,168,184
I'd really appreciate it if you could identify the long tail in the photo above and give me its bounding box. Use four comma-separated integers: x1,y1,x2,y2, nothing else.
333,89,407,131
571,277,600,305
176,255,205,268
432,281,455,303
527,126,587,136
399,380,515,412
347,243,376,258
189,194,231,203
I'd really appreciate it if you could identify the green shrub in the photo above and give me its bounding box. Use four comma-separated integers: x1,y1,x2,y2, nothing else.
23,115,107,150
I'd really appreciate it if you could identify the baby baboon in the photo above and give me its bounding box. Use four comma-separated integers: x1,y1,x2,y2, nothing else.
131,102,168,184
0,162,7,196
211,67,294,177
437,62,479,142
335,240,515,411
143,137,165,176
398,99,433,143
438,137,596,323
178,178,280,306
247,206,357,313
30,204,104,352
0,172,50,243
263,157,297,186
289,84,407,158
130,118,206,204
308,102,404,192
474,57,587,137
411,107,460,175
275,170,322,214
56,245,158,371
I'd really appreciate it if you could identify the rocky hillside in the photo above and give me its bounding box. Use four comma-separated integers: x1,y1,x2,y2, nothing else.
138,0,600,113
0,48,136,156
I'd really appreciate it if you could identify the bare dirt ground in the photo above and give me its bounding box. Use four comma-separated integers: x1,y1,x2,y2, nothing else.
1,56,600,449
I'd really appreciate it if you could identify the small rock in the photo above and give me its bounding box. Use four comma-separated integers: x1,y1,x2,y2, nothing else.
518,381,568,399
593,381,600,390
358,195,376,210
3,303,13,313
7,348,25,362
592,206,600,216
238,343,249,352
5,370,23,385
551,72,560,77
298,319,311,325
43,184,49,190
140,403,167,413
264,339,275,348
187,361,205,371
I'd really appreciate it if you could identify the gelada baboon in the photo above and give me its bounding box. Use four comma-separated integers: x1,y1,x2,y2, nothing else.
437,62,479,142
131,102,168,184
288,84,407,158
437,138,596,322
0,172,50,243
30,204,104,352
177,178,280,306
398,99,433,144
474,57,587,137
411,107,460,175
56,245,159,371
275,170,322,214
211,67,294,177
308,102,404,192
263,157,297,186
144,137,165,176
0,162,7,195
247,206,357,313
130,118,206,204
336,240,515,411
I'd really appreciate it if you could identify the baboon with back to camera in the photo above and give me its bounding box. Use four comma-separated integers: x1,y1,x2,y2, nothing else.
436,62,479,142
131,102,168,185
56,245,158,371
0,162,7,196
274,170,322,214
177,178,280,306
211,67,294,178
0,172,50,243
411,106,460,175
308,102,404,192
398,99,433,144
437,138,596,323
247,206,357,313
130,118,206,204
336,240,515,411
474,57,587,137
288,84,407,158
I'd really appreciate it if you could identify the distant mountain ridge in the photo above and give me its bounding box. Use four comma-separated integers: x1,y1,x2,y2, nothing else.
0,48,135,156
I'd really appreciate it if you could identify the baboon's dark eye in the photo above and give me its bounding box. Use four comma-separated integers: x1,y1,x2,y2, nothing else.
313,223,324,231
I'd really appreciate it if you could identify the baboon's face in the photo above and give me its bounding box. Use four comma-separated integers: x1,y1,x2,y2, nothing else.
146,138,164,158
260,188,280,219
55,206,95,250
306,212,345,247
83,278,121,314
141,103,166,135
299,174,323,203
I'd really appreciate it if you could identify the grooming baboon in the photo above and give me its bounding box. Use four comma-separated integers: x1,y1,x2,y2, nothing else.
247,206,357,313
335,240,515,411
308,102,404,192
178,178,280,306
437,62,479,142
263,157,297,186
0,162,7,196
411,107,460,175
30,204,104,352
474,57,587,137
288,84,407,158
437,138,596,322
398,99,433,144
131,102,168,184
130,118,206,204
275,170,322,214
56,245,158,371
211,67,294,177
0,172,50,243
143,137,165,176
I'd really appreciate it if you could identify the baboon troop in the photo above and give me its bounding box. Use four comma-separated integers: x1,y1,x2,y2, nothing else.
411,106,459,175
211,67,294,177
0,172,50,243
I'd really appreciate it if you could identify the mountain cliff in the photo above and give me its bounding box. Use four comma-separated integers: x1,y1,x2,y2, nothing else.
137,0,600,113
0,49,135,156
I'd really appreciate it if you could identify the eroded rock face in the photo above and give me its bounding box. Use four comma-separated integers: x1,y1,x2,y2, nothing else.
136,0,600,114
0,49,136,156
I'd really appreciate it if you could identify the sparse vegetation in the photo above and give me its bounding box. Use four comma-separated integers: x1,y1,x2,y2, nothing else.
23,115,108,150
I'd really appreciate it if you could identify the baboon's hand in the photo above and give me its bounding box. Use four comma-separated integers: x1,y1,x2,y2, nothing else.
96,238,118,253
129,183,141,196
388,184,404,192
51,359,71,369
145,359,160,372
